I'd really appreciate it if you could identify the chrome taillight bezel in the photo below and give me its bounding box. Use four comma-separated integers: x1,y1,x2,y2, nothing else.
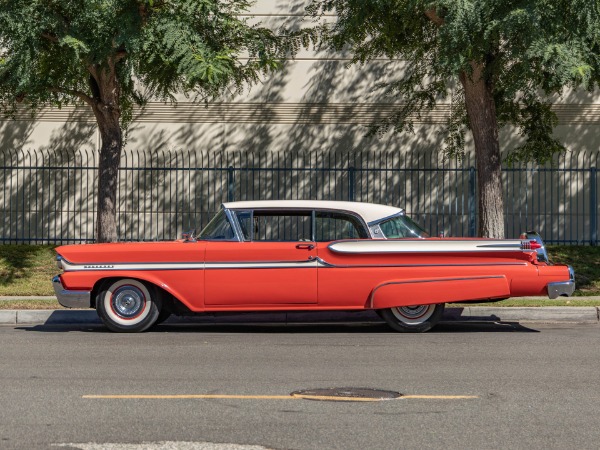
521,231,549,264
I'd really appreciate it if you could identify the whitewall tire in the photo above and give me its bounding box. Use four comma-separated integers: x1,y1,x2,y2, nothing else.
96,279,161,332
379,303,445,333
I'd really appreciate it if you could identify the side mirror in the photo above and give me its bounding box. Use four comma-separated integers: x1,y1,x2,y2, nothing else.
181,230,197,242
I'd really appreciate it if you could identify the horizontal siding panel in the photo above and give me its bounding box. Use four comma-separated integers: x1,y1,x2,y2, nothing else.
3,102,599,125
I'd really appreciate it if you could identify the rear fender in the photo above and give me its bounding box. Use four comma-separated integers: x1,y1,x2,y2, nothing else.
370,276,510,309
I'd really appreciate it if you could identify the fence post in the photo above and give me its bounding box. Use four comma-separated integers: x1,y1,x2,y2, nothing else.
348,166,355,202
227,166,235,202
468,166,476,237
591,167,597,246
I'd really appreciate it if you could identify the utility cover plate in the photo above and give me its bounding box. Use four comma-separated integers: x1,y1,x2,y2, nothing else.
290,387,401,402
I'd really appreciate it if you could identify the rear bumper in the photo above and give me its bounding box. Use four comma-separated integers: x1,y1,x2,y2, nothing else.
547,265,575,299
52,276,91,308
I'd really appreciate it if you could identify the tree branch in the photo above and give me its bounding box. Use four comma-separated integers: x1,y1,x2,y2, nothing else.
41,32,59,43
424,8,444,26
51,87,93,106
114,50,127,62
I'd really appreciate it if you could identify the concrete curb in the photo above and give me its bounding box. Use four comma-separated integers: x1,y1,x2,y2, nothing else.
0,307,598,326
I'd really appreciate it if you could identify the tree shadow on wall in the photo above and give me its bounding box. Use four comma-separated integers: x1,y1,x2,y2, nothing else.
0,112,97,244
4,0,597,243
74,0,455,238
500,123,599,244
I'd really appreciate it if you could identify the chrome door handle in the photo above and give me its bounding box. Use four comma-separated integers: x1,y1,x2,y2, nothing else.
296,244,315,250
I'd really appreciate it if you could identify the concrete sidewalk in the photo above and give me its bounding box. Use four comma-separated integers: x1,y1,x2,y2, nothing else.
0,306,598,326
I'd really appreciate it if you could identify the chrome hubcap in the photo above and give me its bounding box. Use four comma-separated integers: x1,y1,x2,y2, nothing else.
397,305,430,319
391,304,435,324
111,285,145,319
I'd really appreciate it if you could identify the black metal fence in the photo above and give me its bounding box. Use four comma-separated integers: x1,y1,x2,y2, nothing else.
1,148,598,244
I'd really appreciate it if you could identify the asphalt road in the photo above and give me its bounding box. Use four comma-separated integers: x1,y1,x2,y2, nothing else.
1,321,599,450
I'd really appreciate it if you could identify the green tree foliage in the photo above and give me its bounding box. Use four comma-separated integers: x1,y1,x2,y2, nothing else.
0,0,284,242
305,0,600,237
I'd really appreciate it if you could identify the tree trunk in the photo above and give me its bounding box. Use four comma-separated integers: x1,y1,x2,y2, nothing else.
96,116,122,243
459,62,505,239
89,67,122,243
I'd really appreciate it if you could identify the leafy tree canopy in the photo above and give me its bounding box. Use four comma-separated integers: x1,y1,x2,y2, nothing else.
0,0,283,128
0,0,285,242
306,0,600,165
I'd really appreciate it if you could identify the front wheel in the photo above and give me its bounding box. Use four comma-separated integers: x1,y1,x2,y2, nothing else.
379,303,445,333
96,279,161,333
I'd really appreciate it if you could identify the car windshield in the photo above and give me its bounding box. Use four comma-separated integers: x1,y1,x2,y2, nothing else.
197,209,236,240
377,214,429,238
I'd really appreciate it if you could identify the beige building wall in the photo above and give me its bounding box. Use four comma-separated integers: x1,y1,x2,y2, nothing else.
1,0,599,157
0,0,598,243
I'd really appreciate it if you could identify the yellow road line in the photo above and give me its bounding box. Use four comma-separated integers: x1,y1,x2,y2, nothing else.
82,394,294,400
83,394,478,401
401,395,479,399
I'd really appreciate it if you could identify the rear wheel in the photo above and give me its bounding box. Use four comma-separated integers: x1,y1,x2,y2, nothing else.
379,303,445,333
96,279,161,333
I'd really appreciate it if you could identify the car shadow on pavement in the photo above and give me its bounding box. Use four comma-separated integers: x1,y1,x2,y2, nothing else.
15,320,539,333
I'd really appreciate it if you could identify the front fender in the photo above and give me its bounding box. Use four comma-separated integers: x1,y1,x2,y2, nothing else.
60,270,200,311
369,275,510,309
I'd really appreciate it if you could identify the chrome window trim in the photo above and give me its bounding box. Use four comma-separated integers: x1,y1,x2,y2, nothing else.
228,208,253,241
223,206,244,242
226,207,370,242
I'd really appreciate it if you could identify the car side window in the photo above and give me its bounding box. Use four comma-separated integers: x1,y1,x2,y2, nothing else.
315,211,368,242
236,211,312,242
378,214,429,238
198,209,236,240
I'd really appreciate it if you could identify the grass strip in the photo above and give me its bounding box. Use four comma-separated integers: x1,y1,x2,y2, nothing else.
0,245,58,295
0,300,64,310
547,245,600,296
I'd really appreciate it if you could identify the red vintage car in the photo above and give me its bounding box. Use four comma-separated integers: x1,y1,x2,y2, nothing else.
53,200,575,333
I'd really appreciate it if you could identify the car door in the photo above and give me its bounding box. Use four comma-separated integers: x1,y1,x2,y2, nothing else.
204,209,317,306
314,210,374,308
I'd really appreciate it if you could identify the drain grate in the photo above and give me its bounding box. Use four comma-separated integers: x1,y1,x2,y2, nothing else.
290,387,402,402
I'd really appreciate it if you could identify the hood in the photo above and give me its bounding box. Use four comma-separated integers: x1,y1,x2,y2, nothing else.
55,241,206,265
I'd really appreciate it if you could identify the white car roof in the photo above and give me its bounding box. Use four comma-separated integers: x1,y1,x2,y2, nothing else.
222,200,403,224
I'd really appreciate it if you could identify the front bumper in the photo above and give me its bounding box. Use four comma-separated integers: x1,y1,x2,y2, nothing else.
547,265,576,299
52,275,91,308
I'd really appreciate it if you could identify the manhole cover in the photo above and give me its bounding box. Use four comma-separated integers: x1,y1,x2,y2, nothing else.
290,387,402,402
